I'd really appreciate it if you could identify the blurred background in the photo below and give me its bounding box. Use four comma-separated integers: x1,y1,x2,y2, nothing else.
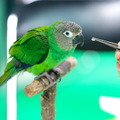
1,0,120,120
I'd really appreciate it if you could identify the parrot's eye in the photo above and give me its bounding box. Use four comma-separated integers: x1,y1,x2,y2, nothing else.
63,31,73,38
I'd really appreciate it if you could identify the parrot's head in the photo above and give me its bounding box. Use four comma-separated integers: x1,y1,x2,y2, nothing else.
48,21,84,51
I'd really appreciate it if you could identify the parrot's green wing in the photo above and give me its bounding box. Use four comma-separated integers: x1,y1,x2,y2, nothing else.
9,26,50,67
0,26,50,85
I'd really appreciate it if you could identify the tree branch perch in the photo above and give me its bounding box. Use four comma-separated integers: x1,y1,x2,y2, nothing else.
24,57,77,97
24,57,77,120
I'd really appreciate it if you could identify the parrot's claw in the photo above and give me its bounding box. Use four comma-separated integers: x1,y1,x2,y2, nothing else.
34,72,54,86
34,68,62,87
50,68,62,82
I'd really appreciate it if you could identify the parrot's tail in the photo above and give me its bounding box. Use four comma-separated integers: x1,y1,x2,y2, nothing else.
0,68,15,85
0,58,22,86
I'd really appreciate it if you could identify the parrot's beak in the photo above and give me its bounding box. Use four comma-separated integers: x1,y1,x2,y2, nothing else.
72,33,84,47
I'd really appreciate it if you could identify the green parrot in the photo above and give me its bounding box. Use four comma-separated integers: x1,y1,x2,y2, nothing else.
0,21,84,85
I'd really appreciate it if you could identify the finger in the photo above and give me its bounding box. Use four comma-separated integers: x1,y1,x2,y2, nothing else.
115,42,120,60
116,62,120,77
116,49,120,59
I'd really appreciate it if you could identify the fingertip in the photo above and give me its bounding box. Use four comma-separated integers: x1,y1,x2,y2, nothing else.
115,50,120,59
115,42,120,59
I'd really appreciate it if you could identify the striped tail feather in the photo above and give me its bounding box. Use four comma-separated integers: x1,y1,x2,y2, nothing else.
0,67,15,85
0,58,22,86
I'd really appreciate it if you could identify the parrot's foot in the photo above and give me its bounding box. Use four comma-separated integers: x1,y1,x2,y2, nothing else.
34,68,61,87
49,68,62,82
34,72,54,86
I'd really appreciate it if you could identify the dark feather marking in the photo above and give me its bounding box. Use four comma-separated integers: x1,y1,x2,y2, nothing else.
13,52,48,69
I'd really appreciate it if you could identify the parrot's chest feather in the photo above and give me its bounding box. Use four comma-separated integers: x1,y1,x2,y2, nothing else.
50,47,74,62
42,48,73,72
26,47,74,75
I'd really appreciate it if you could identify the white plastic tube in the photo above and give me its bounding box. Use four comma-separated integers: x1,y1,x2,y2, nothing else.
7,14,18,120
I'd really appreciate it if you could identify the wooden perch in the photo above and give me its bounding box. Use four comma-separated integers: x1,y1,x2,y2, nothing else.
24,57,77,120
41,84,57,120
24,57,77,97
